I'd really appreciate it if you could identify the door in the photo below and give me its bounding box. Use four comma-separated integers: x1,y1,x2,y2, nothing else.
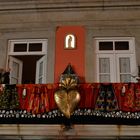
116,54,136,82
97,53,137,83
9,56,23,84
36,55,46,84
97,54,115,82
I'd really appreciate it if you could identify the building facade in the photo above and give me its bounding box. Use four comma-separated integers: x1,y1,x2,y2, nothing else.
0,0,140,139
0,0,140,84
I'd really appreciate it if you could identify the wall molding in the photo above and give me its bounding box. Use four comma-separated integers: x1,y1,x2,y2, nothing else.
0,0,139,12
0,125,140,139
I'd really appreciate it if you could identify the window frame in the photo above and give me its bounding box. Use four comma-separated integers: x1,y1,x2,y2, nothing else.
94,37,137,83
7,39,48,84
95,37,135,54
8,39,48,56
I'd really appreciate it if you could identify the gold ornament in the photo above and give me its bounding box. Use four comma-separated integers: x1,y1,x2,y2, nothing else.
54,64,80,118
54,89,80,118
59,77,77,89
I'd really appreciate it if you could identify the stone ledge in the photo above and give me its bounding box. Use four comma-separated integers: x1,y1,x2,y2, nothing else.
0,0,139,12
0,124,140,137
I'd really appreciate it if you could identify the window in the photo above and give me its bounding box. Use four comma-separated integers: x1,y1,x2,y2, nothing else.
95,37,137,83
9,39,47,55
29,43,42,52
14,43,27,52
8,39,47,84
99,42,113,50
115,41,129,50
119,57,131,82
99,58,111,82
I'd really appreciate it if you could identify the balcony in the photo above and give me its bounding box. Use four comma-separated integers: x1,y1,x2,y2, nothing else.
0,83,140,139
0,83,140,123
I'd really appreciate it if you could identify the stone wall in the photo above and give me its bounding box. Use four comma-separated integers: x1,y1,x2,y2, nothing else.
0,1,140,138
0,0,140,82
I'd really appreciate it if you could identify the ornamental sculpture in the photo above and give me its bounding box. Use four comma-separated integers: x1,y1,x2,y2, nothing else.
54,64,80,118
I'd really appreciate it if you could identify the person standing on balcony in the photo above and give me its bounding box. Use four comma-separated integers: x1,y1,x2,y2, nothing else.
0,68,10,84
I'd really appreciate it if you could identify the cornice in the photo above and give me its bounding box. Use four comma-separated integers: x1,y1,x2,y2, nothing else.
0,0,139,12
0,124,140,139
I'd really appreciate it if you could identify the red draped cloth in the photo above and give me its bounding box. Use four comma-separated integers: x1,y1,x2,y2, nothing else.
113,83,124,111
78,84,99,109
123,83,135,112
17,84,58,114
15,83,140,114
135,83,140,111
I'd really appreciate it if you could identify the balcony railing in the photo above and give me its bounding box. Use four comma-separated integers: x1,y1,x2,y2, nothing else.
0,83,139,124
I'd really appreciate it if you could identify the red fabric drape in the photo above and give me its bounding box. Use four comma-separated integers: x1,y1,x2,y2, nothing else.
17,84,58,114
46,84,58,110
135,83,140,111
17,84,32,110
15,83,140,114
78,84,99,109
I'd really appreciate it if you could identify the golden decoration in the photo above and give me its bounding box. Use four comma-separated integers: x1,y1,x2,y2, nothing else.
54,89,80,118
54,63,80,118
54,75,80,118
59,77,77,89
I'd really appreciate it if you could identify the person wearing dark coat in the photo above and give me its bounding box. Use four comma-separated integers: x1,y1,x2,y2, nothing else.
0,68,10,84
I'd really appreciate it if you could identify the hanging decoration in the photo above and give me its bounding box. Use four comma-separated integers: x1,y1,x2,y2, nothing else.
95,84,119,112
0,84,19,109
54,64,80,118
27,85,50,114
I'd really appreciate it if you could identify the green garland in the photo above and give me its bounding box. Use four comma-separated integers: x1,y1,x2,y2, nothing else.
0,85,19,109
